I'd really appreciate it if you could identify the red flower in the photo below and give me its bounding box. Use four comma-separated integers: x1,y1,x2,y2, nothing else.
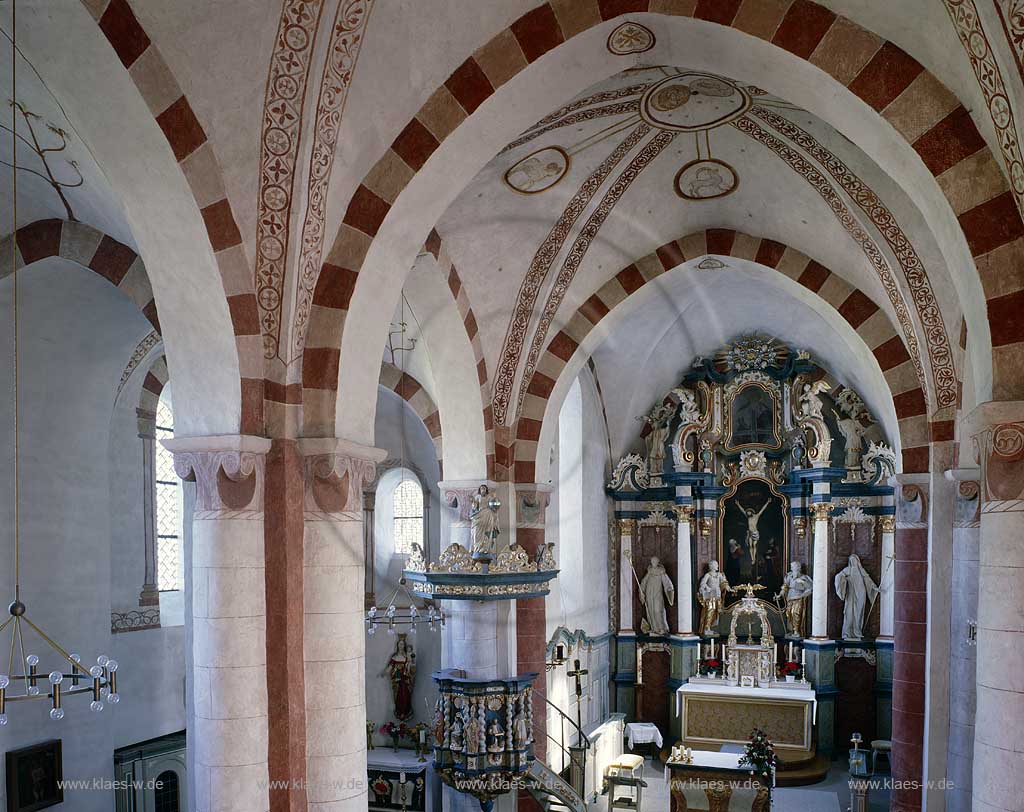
706,659,721,668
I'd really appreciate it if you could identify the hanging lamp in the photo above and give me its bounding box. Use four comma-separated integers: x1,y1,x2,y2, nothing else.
0,0,120,724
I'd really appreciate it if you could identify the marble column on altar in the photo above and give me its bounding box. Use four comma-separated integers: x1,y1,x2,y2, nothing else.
618,518,635,633
879,514,896,639
891,477,929,812
968,404,1024,812
164,435,272,812
808,502,833,639
673,504,694,636
298,439,385,812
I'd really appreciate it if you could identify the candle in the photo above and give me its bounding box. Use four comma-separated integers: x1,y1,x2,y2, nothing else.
419,728,426,744
711,639,716,658
400,772,406,784
801,648,806,667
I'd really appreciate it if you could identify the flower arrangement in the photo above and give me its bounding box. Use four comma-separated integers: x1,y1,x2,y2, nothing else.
738,728,776,788
379,721,411,751
778,660,803,681
699,657,723,677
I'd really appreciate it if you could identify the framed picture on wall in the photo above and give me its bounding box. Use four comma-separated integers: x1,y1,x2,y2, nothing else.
5,740,63,812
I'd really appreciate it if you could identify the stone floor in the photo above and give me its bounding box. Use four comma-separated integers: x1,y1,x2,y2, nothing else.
590,756,892,812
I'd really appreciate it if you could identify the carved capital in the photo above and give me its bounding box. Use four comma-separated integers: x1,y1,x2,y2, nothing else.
516,485,551,527
879,515,896,534
297,438,387,516
966,402,1024,505
163,436,273,513
617,517,635,536
672,504,695,522
808,502,834,521
442,481,498,524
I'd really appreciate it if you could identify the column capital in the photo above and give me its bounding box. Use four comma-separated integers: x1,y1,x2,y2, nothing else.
439,480,498,523
879,515,896,534
617,517,635,535
672,504,695,522
964,401,1024,505
162,435,272,513
808,502,834,521
296,437,386,515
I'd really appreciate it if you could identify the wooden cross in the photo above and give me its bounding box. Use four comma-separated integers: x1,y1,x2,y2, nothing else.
567,659,589,734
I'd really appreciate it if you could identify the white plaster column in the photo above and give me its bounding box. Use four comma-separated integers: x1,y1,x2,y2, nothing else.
673,506,694,635
618,518,635,633
298,438,386,812
137,408,160,607
164,435,272,812
968,404,1024,812
879,514,896,639
808,502,833,639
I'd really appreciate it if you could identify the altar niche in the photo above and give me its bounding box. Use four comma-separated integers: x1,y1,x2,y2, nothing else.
631,520,678,637
720,479,787,603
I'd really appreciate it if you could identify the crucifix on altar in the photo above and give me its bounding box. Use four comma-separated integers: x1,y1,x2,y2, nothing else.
567,659,588,734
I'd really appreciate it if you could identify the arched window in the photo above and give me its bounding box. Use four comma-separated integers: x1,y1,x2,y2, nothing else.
392,478,424,556
153,769,180,812
155,393,183,591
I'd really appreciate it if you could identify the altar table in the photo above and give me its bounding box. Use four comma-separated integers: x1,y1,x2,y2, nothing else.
676,683,816,754
665,751,770,812
626,721,664,750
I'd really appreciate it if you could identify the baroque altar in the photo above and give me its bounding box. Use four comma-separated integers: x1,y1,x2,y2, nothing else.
607,335,898,754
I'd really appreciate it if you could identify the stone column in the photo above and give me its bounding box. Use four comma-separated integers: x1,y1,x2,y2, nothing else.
137,408,160,607
946,473,980,812
298,439,384,812
673,505,694,636
892,478,928,812
808,502,833,639
618,518,635,633
968,404,1024,812
164,435,272,812
879,515,896,639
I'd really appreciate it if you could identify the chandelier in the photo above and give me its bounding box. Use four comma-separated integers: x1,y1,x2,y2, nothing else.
1,0,121,725
365,576,445,636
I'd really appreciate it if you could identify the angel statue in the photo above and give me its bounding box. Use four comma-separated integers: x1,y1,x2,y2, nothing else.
639,556,675,636
470,484,501,556
796,379,829,420
697,560,734,637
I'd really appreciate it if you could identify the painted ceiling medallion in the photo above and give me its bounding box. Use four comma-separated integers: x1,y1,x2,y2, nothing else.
675,158,738,200
607,21,655,55
697,257,727,270
503,146,570,194
639,73,751,132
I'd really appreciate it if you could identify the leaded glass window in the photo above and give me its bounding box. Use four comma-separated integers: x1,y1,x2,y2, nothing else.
155,395,183,591
392,478,423,555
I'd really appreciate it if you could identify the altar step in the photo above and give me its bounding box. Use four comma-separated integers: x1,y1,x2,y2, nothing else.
775,752,831,787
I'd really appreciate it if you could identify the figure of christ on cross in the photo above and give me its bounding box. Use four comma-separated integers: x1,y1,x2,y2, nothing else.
740,500,770,566
567,659,588,735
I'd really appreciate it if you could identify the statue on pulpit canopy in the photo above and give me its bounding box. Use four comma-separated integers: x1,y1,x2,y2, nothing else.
639,557,675,635
775,561,813,638
698,560,734,637
470,484,501,556
383,634,416,721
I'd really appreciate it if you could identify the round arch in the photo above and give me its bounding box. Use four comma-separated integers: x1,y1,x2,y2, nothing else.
523,236,929,482
305,3,1012,451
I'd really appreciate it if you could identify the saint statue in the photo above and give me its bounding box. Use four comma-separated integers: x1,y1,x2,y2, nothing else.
775,561,813,638
638,402,673,477
450,715,465,751
465,713,481,755
697,560,734,637
470,484,501,556
513,704,530,749
382,634,416,721
487,719,506,753
832,408,866,469
639,556,675,636
834,554,879,640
